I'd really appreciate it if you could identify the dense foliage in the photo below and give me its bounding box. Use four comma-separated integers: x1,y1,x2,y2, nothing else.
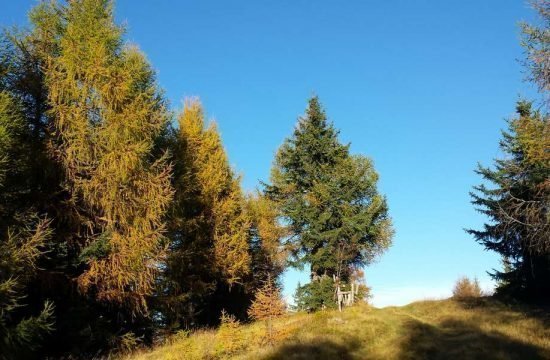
265,96,392,309
8,0,549,357
468,1,549,302
0,1,287,357
294,270,371,312
160,98,252,328
468,101,549,300
294,277,338,311
247,275,286,344
0,93,54,357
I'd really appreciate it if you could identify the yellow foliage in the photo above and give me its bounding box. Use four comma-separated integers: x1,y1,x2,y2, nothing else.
514,111,550,167
248,278,286,322
43,0,172,313
215,310,247,356
246,193,288,273
176,98,250,286
452,276,484,299
248,276,286,345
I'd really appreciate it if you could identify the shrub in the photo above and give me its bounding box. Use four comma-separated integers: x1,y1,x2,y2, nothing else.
294,277,337,312
114,332,142,355
248,276,286,344
453,276,483,299
215,310,245,356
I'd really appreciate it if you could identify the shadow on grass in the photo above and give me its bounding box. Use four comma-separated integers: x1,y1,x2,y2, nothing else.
263,337,360,360
454,297,550,328
400,317,549,360
261,300,549,360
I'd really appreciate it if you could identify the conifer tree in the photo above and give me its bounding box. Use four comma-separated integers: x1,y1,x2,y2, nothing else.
0,90,55,358
178,99,249,285
0,218,54,360
266,96,393,283
468,101,549,299
42,0,173,312
162,98,250,327
245,192,287,290
247,275,286,344
0,12,82,357
468,1,549,301
294,276,336,311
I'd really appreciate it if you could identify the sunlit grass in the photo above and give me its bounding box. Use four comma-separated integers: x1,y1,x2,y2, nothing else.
127,298,550,360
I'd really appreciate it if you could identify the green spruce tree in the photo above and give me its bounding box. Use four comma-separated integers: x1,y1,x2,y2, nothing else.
266,96,393,309
468,101,549,300
468,1,549,301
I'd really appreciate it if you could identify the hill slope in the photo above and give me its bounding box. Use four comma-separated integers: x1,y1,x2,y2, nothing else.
128,298,550,359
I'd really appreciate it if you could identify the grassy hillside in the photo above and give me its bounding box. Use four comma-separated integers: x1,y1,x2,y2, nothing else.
127,298,550,360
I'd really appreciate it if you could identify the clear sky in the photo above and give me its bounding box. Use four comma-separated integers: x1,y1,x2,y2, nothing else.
1,0,540,307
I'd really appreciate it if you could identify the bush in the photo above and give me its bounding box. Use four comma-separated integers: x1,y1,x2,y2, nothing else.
294,277,337,312
453,276,483,299
215,310,245,356
248,276,286,344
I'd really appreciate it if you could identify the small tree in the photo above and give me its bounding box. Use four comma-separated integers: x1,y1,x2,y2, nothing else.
294,276,336,312
452,277,483,299
215,310,244,356
349,268,372,304
248,275,286,344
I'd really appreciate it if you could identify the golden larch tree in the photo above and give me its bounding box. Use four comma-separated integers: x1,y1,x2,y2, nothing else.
245,192,287,290
247,275,286,344
43,0,173,312
161,98,250,326
176,98,250,286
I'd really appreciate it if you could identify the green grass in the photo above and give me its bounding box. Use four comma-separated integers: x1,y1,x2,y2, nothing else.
127,298,550,360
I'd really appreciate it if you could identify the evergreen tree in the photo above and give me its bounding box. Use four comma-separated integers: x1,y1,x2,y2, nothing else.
293,268,370,312
293,277,337,312
468,101,549,300
0,91,54,359
0,7,63,240
42,0,173,313
2,0,175,355
468,1,549,302
2,4,140,356
266,96,393,283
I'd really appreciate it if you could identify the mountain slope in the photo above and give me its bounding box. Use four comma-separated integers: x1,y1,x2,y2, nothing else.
128,298,550,359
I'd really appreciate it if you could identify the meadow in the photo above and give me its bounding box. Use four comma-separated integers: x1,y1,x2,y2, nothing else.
128,298,550,360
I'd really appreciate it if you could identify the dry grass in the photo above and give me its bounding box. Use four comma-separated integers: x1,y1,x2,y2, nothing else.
126,298,550,360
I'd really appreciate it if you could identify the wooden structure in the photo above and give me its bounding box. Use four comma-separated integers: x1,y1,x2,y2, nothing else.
336,283,358,312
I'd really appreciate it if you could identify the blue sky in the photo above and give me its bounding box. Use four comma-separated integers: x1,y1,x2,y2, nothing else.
1,0,540,307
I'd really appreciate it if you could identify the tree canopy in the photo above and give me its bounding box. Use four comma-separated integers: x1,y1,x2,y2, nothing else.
266,96,393,281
